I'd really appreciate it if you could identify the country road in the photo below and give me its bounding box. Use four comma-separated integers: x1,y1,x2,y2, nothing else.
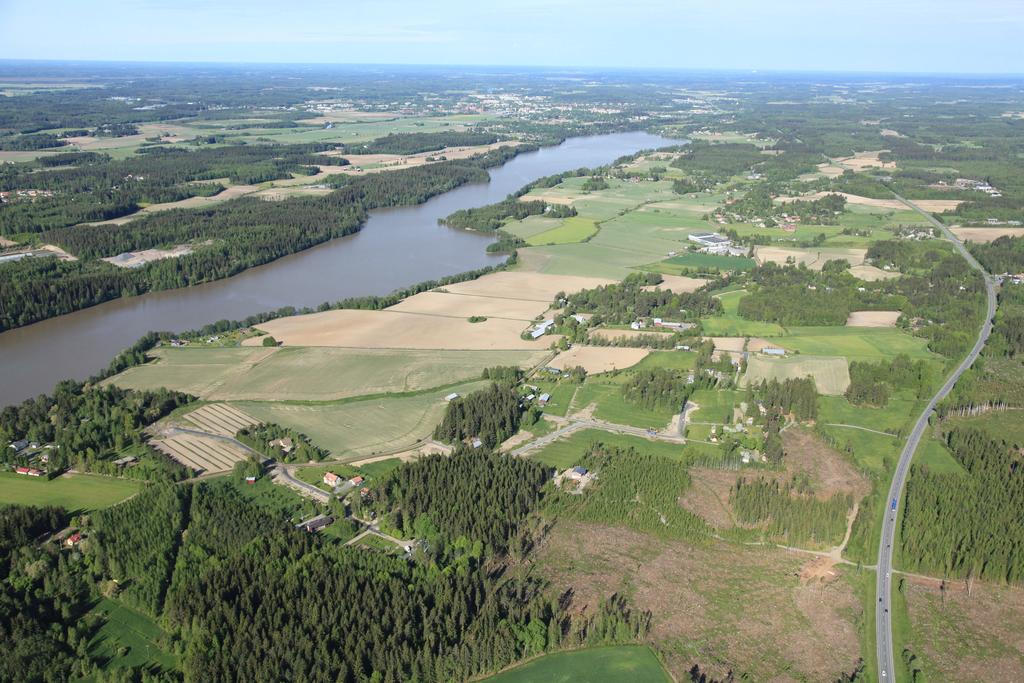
508,416,687,458
875,194,998,682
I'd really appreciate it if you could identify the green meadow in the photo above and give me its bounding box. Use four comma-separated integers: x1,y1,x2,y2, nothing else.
482,645,671,683
0,472,140,513
526,216,598,245
530,428,689,470
87,598,178,674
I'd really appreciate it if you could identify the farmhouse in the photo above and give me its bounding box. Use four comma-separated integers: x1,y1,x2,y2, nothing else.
245,475,257,485
323,472,343,487
8,439,28,453
538,393,551,405
15,466,43,476
348,475,364,486
270,437,294,455
65,533,82,547
567,466,588,480
112,455,138,468
297,515,334,533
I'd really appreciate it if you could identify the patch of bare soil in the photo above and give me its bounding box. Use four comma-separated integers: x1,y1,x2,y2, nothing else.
534,520,863,681
781,427,871,501
679,468,743,529
904,580,1024,682
951,226,1024,243
846,310,901,327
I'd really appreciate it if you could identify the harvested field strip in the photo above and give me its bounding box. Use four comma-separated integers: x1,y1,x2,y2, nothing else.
152,440,205,471
203,404,255,432
174,438,232,471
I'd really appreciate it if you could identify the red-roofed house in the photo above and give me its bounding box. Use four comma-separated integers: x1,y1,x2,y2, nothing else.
323,472,342,487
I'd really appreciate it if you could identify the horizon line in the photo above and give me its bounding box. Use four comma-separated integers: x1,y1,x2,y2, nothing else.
0,57,1022,79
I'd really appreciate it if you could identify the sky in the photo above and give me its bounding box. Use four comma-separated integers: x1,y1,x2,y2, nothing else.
1,0,1022,74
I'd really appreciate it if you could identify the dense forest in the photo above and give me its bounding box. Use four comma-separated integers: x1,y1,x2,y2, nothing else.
0,151,524,331
970,235,1024,274
91,484,190,614
845,355,933,407
442,197,575,232
433,383,523,449
901,427,1024,583
0,381,192,479
354,131,500,155
374,449,549,557
561,271,721,325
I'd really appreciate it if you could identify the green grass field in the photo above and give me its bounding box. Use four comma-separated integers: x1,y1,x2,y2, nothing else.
701,290,787,336
233,380,488,460
109,347,541,402
688,389,738,424
743,355,851,395
571,375,677,429
630,351,697,372
766,326,935,362
87,598,178,673
0,472,140,513
526,216,599,245
530,429,689,469
532,381,579,418
482,646,671,683
660,252,756,272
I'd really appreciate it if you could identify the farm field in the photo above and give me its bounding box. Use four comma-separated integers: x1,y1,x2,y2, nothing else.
536,521,864,681
765,326,935,362
111,346,543,402
754,245,868,270
87,598,178,674
548,346,649,374
529,429,688,469
743,355,851,395
105,347,278,397
525,216,598,246
249,309,540,350
0,472,141,513
440,271,617,302
949,226,1024,243
150,431,252,473
387,291,549,320
630,350,698,372
846,310,901,327
183,403,259,436
482,645,671,683
848,264,901,281
233,380,488,460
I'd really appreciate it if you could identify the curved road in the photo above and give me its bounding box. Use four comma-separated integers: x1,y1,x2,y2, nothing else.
875,195,998,681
